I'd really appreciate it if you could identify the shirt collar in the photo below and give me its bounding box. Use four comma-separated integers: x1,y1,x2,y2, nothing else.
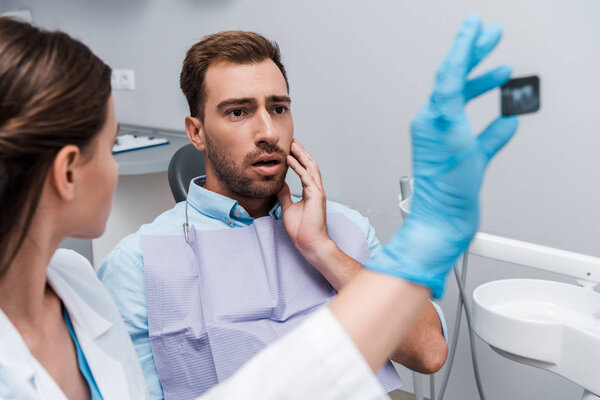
0,308,37,382
187,176,283,223
47,263,112,340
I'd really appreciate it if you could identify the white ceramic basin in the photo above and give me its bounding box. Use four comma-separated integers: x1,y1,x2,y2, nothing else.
472,279,600,396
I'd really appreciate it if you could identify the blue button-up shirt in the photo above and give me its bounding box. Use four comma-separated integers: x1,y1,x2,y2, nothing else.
98,176,390,399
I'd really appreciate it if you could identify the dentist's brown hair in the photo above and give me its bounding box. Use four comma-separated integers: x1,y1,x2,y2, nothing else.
0,17,112,277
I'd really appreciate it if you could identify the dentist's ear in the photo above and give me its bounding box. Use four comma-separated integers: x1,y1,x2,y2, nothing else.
185,116,206,151
51,145,81,201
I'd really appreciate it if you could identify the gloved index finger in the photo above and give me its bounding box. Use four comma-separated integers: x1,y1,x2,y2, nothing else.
467,23,502,74
432,14,482,101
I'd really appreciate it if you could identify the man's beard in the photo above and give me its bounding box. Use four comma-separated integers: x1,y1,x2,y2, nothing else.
204,132,288,199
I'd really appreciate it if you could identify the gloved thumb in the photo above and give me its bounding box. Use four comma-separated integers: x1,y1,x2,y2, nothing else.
477,116,519,161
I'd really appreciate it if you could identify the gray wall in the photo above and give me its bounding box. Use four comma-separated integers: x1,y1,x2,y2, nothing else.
14,0,600,398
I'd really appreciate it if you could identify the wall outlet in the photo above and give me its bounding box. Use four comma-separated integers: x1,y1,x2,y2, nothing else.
111,69,135,91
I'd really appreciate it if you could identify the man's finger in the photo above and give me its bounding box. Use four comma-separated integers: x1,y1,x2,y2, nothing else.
467,23,502,74
477,116,519,161
290,139,324,190
465,65,512,102
287,154,316,189
291,140,317,170
432,14,482,102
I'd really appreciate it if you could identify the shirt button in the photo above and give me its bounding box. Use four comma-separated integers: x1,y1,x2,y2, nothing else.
226,219,232,225
233,210,241,217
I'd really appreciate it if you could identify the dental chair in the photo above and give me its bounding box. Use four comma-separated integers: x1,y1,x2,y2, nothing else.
167,143,205,202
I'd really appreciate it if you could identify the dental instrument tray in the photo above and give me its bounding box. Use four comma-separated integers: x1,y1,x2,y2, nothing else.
112,127,170,154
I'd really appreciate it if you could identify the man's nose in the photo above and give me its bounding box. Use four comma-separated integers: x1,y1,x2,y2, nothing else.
253,108,279,146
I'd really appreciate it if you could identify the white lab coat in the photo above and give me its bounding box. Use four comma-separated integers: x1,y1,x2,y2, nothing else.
200,304,390,400
0,249,149,400
0,249,388,400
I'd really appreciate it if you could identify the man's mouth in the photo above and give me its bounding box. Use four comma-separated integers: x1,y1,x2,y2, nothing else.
250,154,284,176
251,153,282,166
252,159,280,166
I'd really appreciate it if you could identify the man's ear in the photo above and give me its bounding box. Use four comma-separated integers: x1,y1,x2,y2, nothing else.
50,145,81,201
185,116,206,151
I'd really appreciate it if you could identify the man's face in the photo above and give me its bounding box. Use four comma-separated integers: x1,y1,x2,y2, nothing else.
200,59,293,199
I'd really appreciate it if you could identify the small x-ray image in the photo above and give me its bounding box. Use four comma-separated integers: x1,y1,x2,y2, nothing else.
501,76,540,116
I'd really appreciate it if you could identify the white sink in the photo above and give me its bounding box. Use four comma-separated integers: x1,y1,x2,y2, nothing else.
472,279,600,396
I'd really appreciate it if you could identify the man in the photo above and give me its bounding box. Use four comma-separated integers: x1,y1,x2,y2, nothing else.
99,31,448,399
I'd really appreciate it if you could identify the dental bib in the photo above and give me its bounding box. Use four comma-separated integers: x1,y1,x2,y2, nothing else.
142,212,401,399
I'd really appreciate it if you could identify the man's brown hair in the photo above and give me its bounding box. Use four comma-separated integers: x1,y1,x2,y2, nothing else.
180,31,288,121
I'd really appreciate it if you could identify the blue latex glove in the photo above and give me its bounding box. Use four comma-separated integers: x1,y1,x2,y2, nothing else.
366,15,519,298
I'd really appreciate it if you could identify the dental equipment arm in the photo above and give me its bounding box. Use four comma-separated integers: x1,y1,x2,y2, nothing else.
470,233,600,288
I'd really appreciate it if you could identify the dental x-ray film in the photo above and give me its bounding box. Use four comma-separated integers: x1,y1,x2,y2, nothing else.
501,76,540,116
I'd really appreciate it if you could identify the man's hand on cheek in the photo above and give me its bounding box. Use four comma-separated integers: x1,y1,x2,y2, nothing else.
277,139,334,262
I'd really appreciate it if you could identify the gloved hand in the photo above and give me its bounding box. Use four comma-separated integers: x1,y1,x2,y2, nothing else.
366,15,519,298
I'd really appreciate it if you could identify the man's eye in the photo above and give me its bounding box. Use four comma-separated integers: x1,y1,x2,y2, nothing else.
273,106,287,115
228,109,245,118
